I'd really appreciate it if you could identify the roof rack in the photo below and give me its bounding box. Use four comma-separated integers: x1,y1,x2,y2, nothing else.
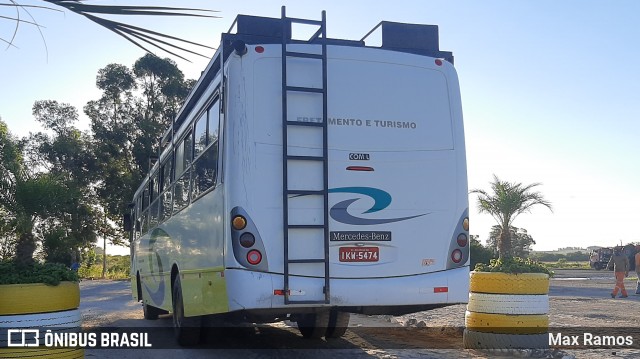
165,10,454,148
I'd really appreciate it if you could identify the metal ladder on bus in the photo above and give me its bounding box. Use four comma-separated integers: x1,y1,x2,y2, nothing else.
281,6,330,305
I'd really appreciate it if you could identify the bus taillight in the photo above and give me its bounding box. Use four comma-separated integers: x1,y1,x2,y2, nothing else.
247,250,262,265
451,249,463,263
240,233,256,248
456,234,468,247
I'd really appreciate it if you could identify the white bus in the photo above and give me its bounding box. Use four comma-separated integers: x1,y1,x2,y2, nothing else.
126,8,469,346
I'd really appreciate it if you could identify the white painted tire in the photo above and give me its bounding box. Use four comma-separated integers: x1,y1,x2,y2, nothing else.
468,293,549,315
463,329,549,349
0,309,81,347
0,309,81,328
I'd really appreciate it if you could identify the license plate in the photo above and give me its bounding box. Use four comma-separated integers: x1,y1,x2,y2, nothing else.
339,247,379,262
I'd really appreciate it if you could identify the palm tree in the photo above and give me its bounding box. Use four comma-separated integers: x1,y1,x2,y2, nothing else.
0,120,71,264
0,119,78,264
1,1,219,61
471,175,552,259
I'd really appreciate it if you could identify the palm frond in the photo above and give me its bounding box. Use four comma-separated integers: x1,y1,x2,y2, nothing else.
43,0,219,60
81,11,214,62
1,1,51,55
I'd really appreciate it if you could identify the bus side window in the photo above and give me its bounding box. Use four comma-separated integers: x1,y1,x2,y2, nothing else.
208,100,220,144
141,187,149,234
135,197,142,237
173,132,192,213
191,143,218,200
160,157,173,221
149,171,159,228
191,98,220,200
194,111,207,159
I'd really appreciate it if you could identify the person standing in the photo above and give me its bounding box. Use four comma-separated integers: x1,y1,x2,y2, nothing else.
607,247,629,298
635,249,640,295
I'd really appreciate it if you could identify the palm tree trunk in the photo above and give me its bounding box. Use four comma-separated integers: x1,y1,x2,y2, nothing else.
498,225,512,259
15,232,36,265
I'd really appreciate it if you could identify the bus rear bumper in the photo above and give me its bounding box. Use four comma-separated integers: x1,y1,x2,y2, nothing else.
224,266,469,312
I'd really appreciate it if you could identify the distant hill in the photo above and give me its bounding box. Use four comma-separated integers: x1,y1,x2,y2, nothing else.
533,247,589,255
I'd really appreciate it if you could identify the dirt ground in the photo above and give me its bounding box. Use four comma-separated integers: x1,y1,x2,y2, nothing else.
79,269,640,358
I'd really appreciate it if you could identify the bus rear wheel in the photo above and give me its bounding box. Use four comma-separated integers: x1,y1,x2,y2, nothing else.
138,273,164,320
172,276,202,346
143,301,162,320
297,311,330,339
325,310,350,338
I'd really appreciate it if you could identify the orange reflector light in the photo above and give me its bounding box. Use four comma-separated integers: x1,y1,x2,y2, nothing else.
434,287,448,293
346,166,374,172
232,215,247,230
462,217,469,231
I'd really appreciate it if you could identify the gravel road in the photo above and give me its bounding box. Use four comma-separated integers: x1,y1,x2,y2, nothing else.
79,269,640,359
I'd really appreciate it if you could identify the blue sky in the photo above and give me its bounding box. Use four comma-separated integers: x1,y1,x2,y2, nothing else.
1,0,639,254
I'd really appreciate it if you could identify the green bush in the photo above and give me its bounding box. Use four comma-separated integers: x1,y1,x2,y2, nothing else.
0,260,79,285
77,255,130,280
474,257,553,276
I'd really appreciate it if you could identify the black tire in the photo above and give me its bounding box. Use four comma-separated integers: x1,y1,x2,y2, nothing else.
143,300,161,320
172,276,202,346
297,311,330,339
325,310,350,338
463,329,549,349
139,273,164,320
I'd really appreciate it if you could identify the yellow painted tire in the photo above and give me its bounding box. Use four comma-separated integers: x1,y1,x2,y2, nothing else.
465,311,548,334
469,272,549,295
0,282,80,315
0,348,83,359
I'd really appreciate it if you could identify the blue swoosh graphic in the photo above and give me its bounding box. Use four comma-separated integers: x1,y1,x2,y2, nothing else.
328,187,391,213
142,230,166,305
142,268,165,305
330,198,427,225
328,187,428,225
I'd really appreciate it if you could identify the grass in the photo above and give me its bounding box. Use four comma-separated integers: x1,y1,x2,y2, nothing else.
542,261,590,269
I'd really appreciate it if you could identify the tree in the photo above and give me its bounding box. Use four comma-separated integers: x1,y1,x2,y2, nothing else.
487,226,536,258
4,101,101,265
471,175,552,259
0,120,70,264
470,235,494,268
85,55,193,249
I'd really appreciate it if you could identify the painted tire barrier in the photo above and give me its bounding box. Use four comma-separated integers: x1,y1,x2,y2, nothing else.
464,271,550,350
0,282,83,358
0,348,84,359
464,311,548,334
0,282,80,315
467,293,549,315
0,309,81,347
469,272,549,295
